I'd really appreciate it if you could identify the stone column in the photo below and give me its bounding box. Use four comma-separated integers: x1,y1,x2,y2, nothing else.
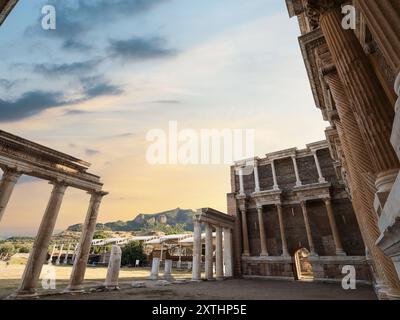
0,168,21,223
163,259,174,281
323,198,346,256
215,226,224,280
104,245,122,289
238,167,245,196
71,243,78,264
253,160,261,192
55,243,64,265
223,228,233,277
47,244,56,264
300,201,317,256
192,219,202,281
312,150,327,183
313,4,399,209
149,257,160,280
256,204,268,256
271,160,279,190
63,243,70,265
240,209,250,256
291,156,302,187
205,223,214,280
354,0,400,75
18,182,67,295
276,204,289,257
177,244,182,269
320,63,400,298
67,191,107,291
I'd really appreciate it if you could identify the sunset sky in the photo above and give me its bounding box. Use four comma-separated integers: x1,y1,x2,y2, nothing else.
0,0,327,237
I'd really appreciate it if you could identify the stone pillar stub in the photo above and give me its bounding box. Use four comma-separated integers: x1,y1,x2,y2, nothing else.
104,245,122,289
163,259,174,281
149,257,160,280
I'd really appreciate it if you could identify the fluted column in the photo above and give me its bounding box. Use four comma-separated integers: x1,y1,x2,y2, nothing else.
240,209,250,256
256,204,268,256
291,156,302,187
253,160,261,192
205,223,214,280
67,191,107,291
192,219,202,281
312,150,327,183
215,226,224,280
223,228,233,277
300,201,317,256
323,198,346,255
0,168,21,223
354,0,400,74
18,182,67,295
271,160,279,190
276,204,289,257
316,6,399,205
321,65,400,296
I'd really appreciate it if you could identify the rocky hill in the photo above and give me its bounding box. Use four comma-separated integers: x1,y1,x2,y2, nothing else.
66,207,195,233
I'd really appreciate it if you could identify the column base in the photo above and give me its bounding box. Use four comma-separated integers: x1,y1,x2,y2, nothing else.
242,252,250,257
318,178,327,184
64,284,85,293
374,169,398,215
162,275,175,281
149,274,159,280
260,252,269,257
9,289,39,300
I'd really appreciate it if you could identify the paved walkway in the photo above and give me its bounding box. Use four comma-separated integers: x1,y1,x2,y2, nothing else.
45,278,376,300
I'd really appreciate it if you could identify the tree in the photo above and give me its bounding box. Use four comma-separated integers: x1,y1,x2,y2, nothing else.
0,243,15,257
121,241,146,266
93,230,108,239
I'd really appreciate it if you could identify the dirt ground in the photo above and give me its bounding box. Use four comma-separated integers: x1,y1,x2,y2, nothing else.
0,262,376,300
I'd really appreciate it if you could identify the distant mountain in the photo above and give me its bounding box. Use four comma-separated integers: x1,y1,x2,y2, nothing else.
66,208,195,232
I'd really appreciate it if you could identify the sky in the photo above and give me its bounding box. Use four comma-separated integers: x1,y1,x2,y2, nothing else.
0,0,327,237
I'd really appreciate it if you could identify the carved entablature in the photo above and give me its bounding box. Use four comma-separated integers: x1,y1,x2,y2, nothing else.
194,208,236,229
299,29,328,118
294,182,331,201
0,130,103,192
252,189,282,206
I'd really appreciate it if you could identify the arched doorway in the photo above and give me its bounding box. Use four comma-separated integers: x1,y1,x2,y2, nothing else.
294,248,314,280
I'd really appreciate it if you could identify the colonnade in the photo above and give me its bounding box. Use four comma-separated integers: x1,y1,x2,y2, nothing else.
191,209,235,281
240,198,345,257
237,150,327,195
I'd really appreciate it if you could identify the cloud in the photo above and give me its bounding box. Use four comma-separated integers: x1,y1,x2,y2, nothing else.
80,76,123,98
85,148,101,156
64,109,92,116
152,100,181,104
108,36,176,61
0,76,123,122
34,59,102,77
0,79,18,90
28,0,169,51
0,91,67,122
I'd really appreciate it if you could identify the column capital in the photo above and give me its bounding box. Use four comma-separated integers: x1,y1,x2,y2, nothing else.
256,203,263,210
1,167,22,182
304,0,345,29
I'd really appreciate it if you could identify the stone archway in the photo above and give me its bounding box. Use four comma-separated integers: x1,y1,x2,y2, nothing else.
294,248,314,281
